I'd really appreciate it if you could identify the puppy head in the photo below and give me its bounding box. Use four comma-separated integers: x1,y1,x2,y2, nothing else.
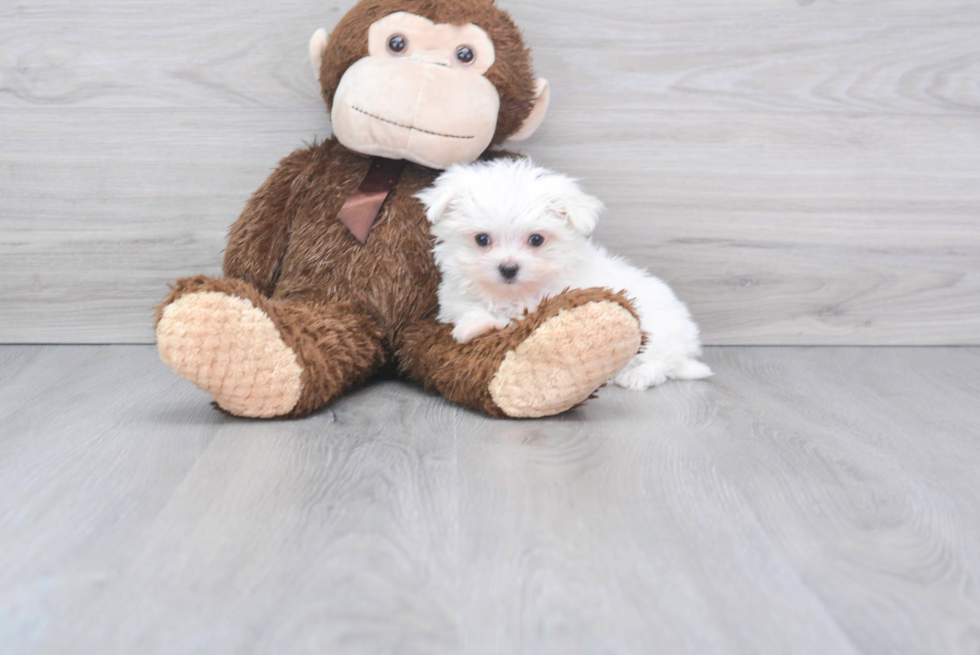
416,158,604,304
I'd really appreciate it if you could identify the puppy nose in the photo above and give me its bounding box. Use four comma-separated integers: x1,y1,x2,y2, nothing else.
499,263,519,281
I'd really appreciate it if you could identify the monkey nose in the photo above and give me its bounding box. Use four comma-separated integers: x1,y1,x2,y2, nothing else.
499,263,519,282
410,50,453,68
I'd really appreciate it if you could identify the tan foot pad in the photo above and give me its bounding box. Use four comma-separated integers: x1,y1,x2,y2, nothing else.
489,300,642,418
156,291,303,418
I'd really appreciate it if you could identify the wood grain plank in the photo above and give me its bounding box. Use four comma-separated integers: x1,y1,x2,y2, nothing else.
453,346,980,653
0,346,464,654
691,347,980,653
0,108,328,343
2,108,977,344
2,0,979,344
2,1,978,115
514,0,980,116
532,111,980,345
2,345,980,653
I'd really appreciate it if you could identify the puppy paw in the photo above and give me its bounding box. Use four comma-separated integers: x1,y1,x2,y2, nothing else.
612,357,713,390
673,359,714,380
452,317,510,343
612,363,669,390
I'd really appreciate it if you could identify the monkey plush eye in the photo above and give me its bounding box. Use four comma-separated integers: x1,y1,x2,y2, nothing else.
475,233,491,247
455,46,476,65
387,35,408,55
528,234,545,247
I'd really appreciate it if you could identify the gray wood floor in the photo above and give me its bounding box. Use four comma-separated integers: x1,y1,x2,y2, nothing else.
2,0,979,345
2,345,979,654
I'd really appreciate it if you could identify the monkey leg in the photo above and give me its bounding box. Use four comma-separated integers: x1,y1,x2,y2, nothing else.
396,288,642,418
155,276,385,418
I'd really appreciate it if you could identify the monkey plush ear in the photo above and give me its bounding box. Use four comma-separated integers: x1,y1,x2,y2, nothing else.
309,28,328,81
556,186,604,236
508,78,550,142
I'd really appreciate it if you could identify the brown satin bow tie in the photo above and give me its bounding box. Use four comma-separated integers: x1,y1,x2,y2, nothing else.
337,157,407,245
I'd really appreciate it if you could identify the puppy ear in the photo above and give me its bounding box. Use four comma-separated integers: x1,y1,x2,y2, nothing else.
556,185,604,236
415,183,458,224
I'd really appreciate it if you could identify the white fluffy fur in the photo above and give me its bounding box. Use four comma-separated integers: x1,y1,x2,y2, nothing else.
416,158,712,390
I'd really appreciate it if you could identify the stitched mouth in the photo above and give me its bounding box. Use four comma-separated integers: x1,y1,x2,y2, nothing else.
351,105,475,140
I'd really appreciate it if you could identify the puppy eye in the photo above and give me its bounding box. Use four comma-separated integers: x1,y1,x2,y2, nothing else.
475,233,491,247
387,35,408,55
456,46,476,65
528,234,545,247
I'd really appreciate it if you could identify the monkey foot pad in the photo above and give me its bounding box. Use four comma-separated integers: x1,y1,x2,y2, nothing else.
156,291,303,418
489,300,642,418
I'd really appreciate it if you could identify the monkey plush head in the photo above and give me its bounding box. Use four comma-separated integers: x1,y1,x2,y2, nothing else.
309,0,550,170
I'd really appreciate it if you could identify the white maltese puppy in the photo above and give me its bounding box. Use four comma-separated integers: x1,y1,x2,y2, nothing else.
416,158,712,390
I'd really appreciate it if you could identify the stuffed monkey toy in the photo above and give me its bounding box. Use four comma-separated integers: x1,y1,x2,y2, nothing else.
155,0,642,419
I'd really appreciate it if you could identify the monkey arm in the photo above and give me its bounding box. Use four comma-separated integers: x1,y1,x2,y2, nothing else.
223,148,318,297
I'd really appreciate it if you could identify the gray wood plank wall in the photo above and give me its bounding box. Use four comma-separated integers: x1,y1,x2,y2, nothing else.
2,0,978,345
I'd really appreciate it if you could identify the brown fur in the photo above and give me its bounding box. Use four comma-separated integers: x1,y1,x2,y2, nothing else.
155,0,640,418
157,274,387,417
320,0,536,145
395,287,640,417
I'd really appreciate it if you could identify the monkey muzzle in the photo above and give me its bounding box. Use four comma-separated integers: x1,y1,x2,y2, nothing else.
331,56,501,170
